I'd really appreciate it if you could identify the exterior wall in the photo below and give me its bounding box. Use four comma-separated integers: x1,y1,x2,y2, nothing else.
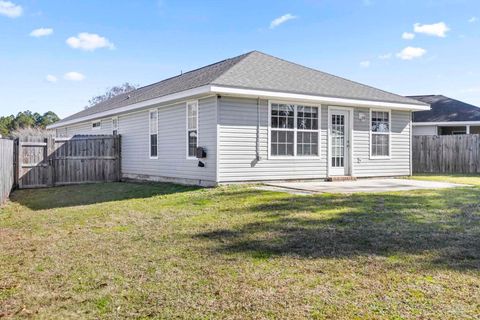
56,118,113,136
412,125,437,136
352,108,411,177
55,94,413,185
217,97,412,182
54,96,217,186
217,97,328,182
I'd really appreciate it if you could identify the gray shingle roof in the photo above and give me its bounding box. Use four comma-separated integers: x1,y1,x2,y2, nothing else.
56,51,426,126
410,95,480,122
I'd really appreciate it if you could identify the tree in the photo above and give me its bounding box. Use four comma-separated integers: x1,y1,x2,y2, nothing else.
0,110,60,137
86,82,138,108
37,111,60,128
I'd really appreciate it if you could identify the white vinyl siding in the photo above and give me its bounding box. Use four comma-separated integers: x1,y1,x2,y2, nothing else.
55,95,412,184
218,97,328,182
60,118,112,136
353,108,411,177
218,97,411,182
412,125,437,136
54,96,217,185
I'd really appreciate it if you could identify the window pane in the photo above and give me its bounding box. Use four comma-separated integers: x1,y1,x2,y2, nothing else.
150,134,158,157
188,130,197,157
297,132,318,156
272,104,294,129
150,111,158,134
372,111,389,132
271,130,294,156
372,134,389,157
297,106,318,130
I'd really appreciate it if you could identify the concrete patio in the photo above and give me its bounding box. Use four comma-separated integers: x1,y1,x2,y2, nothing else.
259,178,469,194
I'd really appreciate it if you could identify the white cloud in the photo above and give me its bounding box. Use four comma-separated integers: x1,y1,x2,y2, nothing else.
378,53,392,60
45,75,57,83
402,32,415,40
64,72,85,81
269,13,297,29
0,1,22,18
30,28,53,37
468,17,478,23
414,22,450,37
396,47,427,60
360,60,370,68
66,32,115,51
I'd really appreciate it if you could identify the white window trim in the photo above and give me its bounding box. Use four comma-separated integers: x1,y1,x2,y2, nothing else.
92,120,101,131
186,100,199,160
267,100,322,160
369,108,391,160
112,116,118,134
149,109,158,159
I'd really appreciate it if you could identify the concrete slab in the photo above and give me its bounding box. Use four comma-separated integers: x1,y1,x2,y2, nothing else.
262,178,469,194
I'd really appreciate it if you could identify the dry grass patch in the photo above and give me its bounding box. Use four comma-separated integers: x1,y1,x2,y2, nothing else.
1,179,479,319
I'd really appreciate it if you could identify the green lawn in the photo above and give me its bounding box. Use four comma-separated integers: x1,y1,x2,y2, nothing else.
1,177,479,319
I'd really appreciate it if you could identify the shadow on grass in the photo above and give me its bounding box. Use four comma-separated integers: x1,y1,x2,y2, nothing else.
9,181,200,210
197,187,480,270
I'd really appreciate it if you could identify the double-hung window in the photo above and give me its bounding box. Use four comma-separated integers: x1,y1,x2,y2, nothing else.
370,110,390,158
149,110,158,159
270,103,319,157
112,117,118,135
187,101,198,158
92,121,101,130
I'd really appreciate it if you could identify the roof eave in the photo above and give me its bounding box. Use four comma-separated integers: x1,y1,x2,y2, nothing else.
211,85,430,111
413,121,480,126
48,85,430,130
47,85,213,129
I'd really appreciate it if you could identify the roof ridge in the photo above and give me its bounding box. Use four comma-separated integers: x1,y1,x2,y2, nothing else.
228,51,426,106
208,51,255,83
125,51,254,105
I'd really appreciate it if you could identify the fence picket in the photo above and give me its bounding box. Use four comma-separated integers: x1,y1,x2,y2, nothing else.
413,134,480,174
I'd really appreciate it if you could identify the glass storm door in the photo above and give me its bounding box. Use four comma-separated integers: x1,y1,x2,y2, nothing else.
330,110,350,176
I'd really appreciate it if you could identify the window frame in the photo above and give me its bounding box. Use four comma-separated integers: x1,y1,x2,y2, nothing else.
268,101,321,159
186,100,199,160
149,109,158,159
369,108,391,159
91,120,101,131
112,116,119,135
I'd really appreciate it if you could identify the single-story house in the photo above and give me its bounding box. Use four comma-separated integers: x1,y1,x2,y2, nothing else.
48,51,429,186
410,95,480,135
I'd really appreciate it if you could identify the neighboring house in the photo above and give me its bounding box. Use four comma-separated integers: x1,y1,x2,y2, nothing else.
48,51,428,186
410,95,480,136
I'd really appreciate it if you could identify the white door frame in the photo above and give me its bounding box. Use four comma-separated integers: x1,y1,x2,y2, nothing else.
327,106,354,177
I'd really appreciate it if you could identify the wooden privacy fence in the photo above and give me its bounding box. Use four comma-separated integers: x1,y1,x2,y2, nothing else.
412,134,480,174
18,135,121,189
0,139,15,204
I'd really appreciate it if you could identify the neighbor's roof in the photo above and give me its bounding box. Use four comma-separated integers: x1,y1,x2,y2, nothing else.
410,95,480,122
54,51,427,126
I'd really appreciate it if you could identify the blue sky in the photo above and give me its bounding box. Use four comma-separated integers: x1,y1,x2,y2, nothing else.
0,0,479,118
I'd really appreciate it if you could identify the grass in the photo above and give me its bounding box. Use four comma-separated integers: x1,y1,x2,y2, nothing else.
0,177,479,319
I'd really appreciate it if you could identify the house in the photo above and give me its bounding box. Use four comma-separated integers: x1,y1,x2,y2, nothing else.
48,51,429,186
410,95,480,136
